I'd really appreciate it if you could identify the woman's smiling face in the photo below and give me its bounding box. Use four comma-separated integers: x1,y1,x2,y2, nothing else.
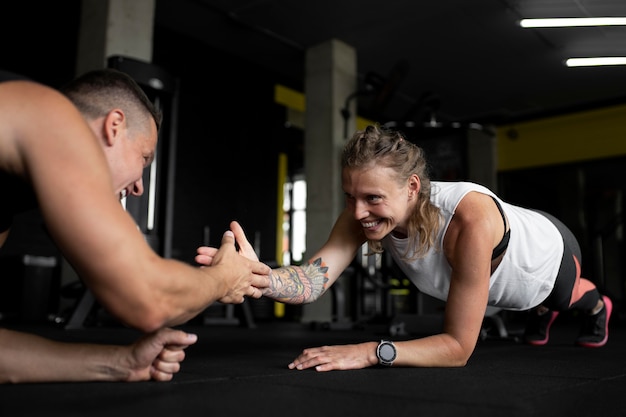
342,164,419,240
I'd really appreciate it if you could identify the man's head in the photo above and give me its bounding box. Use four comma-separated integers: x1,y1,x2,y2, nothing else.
61,69,163,200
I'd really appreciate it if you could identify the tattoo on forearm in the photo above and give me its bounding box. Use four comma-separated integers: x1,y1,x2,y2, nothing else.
266,257,329,304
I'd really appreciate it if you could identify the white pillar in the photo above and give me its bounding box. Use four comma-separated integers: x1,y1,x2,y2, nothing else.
75,0,155,74
302,39,357,323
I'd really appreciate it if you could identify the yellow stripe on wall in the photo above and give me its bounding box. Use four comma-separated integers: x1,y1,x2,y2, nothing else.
274,84,375,130
497,103,626,171
275,85,305,112
356,116,374,131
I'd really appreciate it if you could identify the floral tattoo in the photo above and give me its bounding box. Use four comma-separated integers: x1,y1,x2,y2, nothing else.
267,257,329,304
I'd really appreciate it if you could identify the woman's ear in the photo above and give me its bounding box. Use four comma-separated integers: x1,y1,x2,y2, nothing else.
408,174,421,199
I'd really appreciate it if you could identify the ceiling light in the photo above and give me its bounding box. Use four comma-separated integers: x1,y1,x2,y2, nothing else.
566,57,626,67
520,17,626,28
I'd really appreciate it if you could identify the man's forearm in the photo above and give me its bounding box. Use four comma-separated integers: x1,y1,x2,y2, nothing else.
263,258,329,304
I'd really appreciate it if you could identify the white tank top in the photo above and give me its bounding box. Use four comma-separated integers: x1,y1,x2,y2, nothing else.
383,181,562,310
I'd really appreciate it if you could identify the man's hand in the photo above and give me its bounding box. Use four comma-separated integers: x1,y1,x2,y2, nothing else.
204,229,270,304
125,328,198,382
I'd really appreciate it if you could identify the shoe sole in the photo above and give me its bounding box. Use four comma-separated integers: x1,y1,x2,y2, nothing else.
576,295,612,348
526,311,560,346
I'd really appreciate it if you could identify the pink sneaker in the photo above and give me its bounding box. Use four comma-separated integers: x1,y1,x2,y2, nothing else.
576,295,612,348
524,310,560,346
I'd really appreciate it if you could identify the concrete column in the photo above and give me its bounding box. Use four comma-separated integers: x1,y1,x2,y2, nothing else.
302,39,357,322
75,0,155,75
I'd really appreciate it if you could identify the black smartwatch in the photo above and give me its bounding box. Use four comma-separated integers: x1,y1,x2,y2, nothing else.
376,340,397,366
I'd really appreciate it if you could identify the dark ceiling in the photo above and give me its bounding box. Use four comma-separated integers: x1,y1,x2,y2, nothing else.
155,0,626,126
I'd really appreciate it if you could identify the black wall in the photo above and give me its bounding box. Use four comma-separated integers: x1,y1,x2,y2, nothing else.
152,26,300,263
1,1,80,88
0,2,302,266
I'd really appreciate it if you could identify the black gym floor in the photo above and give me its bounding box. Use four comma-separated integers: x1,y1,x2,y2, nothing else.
1,310,625,417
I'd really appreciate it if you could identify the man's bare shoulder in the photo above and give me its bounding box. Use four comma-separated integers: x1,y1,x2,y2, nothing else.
0,81,88,169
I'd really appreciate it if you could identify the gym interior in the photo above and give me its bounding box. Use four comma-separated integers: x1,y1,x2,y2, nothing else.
1,1,626,416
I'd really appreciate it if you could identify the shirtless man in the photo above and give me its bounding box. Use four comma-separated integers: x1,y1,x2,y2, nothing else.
0,69,270,382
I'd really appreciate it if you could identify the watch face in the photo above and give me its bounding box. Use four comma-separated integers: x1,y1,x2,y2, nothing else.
379,342,396,362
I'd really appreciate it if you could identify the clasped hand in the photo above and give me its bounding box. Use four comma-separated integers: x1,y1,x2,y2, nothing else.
196,221,269,303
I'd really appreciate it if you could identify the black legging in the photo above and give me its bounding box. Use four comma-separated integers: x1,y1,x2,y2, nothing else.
534,211,600,312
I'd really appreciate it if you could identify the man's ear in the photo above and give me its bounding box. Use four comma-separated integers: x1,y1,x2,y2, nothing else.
103,109,125,147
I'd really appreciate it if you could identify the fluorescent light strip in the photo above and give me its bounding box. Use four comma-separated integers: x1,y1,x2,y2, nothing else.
520,17,626,28
566,57,626,67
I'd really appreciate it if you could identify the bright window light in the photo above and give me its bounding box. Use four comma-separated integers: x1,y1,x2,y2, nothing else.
520,17,626,28
566,57,626,67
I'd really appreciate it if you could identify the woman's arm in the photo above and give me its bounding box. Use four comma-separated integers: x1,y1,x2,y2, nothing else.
197,211,366,305
270,209,366,303
434,191,505,365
